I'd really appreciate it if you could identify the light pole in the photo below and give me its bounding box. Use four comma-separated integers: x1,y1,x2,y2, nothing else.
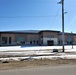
58,0,65,52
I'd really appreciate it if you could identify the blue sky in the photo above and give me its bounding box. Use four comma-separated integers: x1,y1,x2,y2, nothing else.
0,0,76,33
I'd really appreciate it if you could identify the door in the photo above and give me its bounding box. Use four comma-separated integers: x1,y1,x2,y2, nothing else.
47,40,54,46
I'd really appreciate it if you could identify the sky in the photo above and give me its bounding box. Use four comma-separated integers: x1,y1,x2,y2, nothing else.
0,0,76,33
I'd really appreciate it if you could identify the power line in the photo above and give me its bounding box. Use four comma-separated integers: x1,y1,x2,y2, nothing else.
51,6,61,25
0,15,61,18
0,0,55,2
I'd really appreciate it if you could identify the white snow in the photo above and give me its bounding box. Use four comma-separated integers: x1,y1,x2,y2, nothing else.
0,45,76,52
0,45,76,61
0,55,76,62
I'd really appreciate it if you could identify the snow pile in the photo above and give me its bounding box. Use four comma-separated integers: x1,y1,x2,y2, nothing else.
0,54,76,62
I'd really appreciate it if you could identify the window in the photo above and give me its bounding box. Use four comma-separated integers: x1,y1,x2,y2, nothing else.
37,41,38,44
30,41,32,44
58,40,62,44
17,37,25,44
33,40,35,44
47,36,54,38
67,38,72,44
2,37,7,44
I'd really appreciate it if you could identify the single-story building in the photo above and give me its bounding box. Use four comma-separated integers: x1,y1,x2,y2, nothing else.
0,30,76,46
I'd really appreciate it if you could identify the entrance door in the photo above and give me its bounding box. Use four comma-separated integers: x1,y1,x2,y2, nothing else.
47,40,54,46
9,37,11,44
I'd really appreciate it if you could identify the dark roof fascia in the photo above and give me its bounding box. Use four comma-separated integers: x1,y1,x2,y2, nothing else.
0,32,38,34
58,32,76,35
0,30,40,34
0,30,60,34
39,30,60,34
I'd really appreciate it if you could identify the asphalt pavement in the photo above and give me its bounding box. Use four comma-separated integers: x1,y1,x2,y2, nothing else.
0,65,76,75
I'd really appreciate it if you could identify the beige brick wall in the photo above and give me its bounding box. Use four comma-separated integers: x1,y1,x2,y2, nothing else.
1,33,15,42
43,32,59,38
73,35,76,42
58,34,76,43
1,33,39,45
0,32,76,45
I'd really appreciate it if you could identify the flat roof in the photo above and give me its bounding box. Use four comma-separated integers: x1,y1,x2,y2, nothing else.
0,30,76,35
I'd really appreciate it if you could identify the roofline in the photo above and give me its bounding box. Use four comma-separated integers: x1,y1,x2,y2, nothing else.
0,30,76,35
39,30,60,33
0,32,38,34
58,32,76,35
0,30,60,34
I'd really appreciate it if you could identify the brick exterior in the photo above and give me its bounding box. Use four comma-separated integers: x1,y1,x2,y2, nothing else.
0,30,76,46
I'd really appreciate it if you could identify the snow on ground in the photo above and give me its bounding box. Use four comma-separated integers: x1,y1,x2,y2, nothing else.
0,45,76,61
0,46,62,51
0,45,76,56
0,45,76,52
0,54,76,62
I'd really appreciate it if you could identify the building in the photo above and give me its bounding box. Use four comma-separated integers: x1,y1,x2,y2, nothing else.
0,30,76,46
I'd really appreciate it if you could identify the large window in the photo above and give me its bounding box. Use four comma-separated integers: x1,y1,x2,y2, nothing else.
67,38,72,44
17,37,25,44
30,38,38,45
2,37,7,44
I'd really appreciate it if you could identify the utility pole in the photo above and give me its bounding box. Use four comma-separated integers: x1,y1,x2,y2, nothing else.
58,0,65,52
62,0,65,52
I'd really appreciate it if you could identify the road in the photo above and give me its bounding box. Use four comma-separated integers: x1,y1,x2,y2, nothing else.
0,65,76,75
